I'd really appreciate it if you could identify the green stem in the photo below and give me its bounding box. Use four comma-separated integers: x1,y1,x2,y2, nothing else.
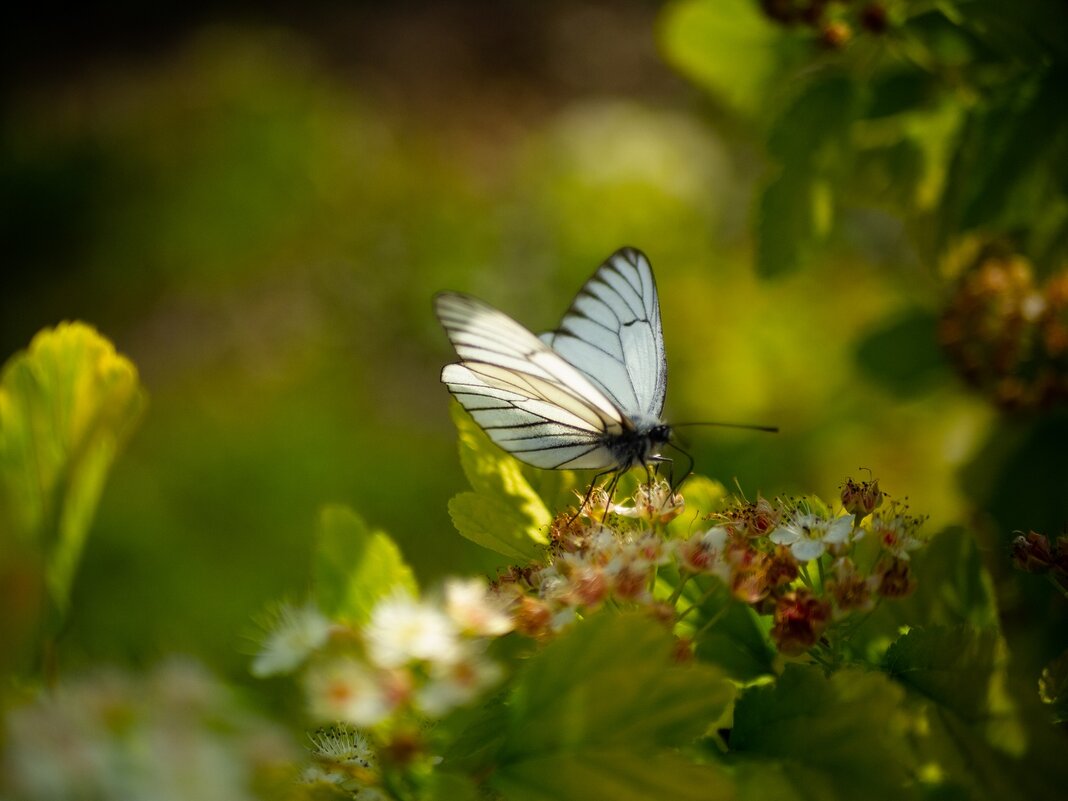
816,557,826,592
667,573,693,607
677,583,722,622
694,605,730,638
1046,572,1068,601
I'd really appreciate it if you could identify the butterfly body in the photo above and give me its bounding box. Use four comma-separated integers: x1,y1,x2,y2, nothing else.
435,247,674,478
606,418,672,471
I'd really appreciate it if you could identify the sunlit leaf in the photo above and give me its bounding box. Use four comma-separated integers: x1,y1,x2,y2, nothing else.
730,665,917,801
448,402,550,560
666,474,727,539
0,322,145,612
658,0,801,119
447,492,545,563
313,505,417,624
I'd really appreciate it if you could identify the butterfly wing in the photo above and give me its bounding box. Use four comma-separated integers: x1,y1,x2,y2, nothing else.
540,247,667,420
435,292,626,470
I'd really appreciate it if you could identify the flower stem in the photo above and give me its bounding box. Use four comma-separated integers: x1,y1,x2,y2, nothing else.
677,583,722,622
694,605,730,638
667,573,693,607
1046,572,1068,601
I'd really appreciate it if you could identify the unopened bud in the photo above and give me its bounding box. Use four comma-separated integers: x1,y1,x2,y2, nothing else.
1011,532,1054,573
876,557,916,598
841,477,883,519
771,589,831,655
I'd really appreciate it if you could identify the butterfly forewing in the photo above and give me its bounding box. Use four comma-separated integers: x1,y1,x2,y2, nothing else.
436,293,626,470
540,248,667,420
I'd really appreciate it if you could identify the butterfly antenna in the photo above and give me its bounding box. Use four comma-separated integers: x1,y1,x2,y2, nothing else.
672,420,779,433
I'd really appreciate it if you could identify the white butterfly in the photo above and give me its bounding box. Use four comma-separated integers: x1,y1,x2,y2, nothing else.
435,247,677,486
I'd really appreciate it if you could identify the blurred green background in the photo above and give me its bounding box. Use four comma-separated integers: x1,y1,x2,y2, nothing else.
2,0,1064,688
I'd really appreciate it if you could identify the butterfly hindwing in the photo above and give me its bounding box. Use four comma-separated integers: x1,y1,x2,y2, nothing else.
540,247,667,420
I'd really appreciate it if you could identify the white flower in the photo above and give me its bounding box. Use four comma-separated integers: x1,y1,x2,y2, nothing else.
444,578,514,637
611,480,684,523
678,526,732,580
415,645,503,717
872,511,925,560
251,603,332,678
365,594,461,668
770,513,854,562
305,660,394,726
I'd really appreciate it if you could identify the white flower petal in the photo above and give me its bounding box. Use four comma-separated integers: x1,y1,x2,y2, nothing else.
769,527,799,545
791,538,827,562
365,595,460,668
702,526,730,550
823,516,854,545
252,604,331,678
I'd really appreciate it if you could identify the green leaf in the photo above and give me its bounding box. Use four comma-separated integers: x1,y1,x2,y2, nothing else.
447,492,545,563
940,69,1068,250
1039,648,1068,724
847,527,999,665
883,626,1020,745
313,505,417,624
863,71,937,120
854,308,951,397
495,750,732,801
689,578,777,682
880,625,1068,800
448,402,550,560
658,0,800,120
730,665,918,801
757,75,859,278
756,169,825,278
425,771,479,801
666,474,727,539
0,322,145,612
492,614,735,801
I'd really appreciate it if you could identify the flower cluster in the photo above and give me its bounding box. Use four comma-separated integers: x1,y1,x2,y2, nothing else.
492,476,927,658
1012,530,1068,598
759,1,892,50
251,476,929,796
939,247,1068,409
252,580,512,793
3,661,294,801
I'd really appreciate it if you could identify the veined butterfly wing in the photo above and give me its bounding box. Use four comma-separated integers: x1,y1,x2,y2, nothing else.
435,292,627,470
539,247,666,420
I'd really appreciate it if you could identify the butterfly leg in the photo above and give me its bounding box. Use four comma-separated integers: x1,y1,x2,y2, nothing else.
570,468,615,524
602,470,623,520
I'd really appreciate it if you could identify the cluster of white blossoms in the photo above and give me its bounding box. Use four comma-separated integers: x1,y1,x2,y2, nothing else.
253,579,513,730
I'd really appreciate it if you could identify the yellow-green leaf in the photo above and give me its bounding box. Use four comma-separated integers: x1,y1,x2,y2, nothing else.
0,322,145,612
314,505,418,624
448,402,550,557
